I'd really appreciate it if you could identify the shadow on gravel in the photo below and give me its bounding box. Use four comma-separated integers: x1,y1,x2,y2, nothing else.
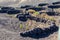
20,24,58,39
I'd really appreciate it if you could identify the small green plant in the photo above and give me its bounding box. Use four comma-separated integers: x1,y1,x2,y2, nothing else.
34,12,39,15
20,23,23,29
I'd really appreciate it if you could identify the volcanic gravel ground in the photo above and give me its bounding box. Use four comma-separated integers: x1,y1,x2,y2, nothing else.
0,13,59,40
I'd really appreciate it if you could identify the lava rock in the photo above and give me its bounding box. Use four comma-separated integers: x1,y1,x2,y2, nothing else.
19,17,27,22
7,10,20,14
20,25,58,39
